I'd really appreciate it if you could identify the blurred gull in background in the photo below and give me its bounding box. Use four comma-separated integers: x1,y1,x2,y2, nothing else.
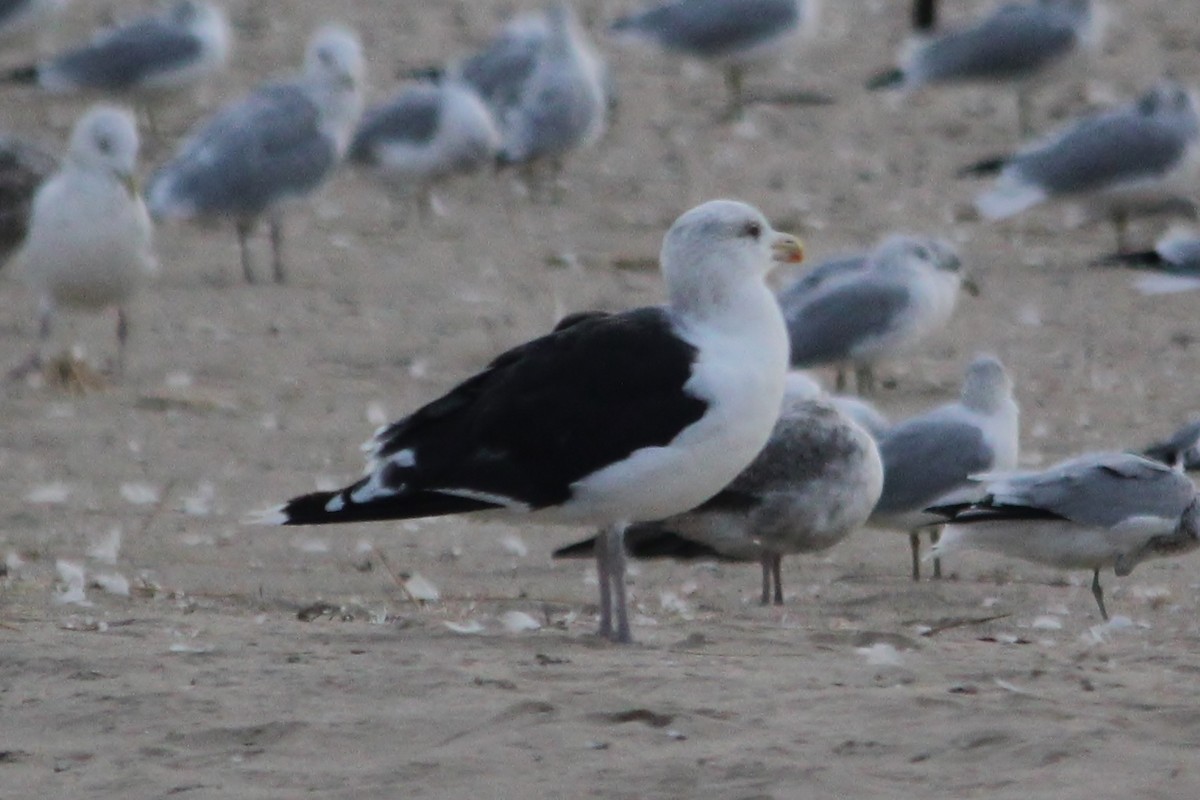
1093,231,1200,294
147,24,364,284
780,234,972,395
347,81,500,223
868,0,1102,135
965,80,1200,251
491,3,607,189
553,372,884,607
931,449,1200,620
610,0,820,117
10,105,155,377
868,356,1020,580
2,0,230,129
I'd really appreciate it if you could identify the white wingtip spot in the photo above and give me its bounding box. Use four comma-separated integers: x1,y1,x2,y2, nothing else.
243,504,290,525
325,494,345,513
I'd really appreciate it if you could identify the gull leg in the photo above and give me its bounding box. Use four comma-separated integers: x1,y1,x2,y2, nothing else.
930,526,942,579
723,65,745,120
835,367,848,393
596,528,612,639
1091,568,1108,621
909,531,921,581
607,523,632,643
760,554,771,606
1111,210,1130,254
855,363,876,396
771,553,784,606
269,214,286,284
1016,89,1034,138
114,306,129,374
236,219,256,283
9,299,52,381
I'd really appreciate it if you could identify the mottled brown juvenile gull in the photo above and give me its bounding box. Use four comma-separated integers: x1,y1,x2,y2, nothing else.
553,373,883,606
252,200,803,644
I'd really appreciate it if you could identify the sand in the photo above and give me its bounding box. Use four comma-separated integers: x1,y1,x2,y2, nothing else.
3,1,1200,797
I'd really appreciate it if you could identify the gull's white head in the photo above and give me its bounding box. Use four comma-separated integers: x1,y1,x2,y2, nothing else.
306,24,365,92
872,234,960,276
305,24,366,148
68,104,140,179
960,354,1014,414
660,200,803,318
168,0,231,59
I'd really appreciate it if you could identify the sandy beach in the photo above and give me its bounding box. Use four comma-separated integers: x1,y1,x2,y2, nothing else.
3,1,1200,797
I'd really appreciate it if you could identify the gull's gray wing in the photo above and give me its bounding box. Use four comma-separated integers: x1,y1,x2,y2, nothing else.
776,252,868,303
48,18,202,89
457,17,545,113
611,0,801,58
149,83,336,218
915,4,1080,84
783,278,912,366
874,414,993,514
1006,111,1189,195
986,452,1195,528
348,88,442,162
1158,237,1200,271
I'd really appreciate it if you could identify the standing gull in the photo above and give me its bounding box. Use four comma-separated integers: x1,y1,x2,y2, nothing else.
146,24,364,283
2,0,231,124
552,373,884,606
610,0,819,117
966,81,1200,251
868,0,1102,135
10,105,154,376
348,81,500,222
780,234,971,394
252,200,803,644
930,451,1200,620
491,4,607,185
868,356,1020,580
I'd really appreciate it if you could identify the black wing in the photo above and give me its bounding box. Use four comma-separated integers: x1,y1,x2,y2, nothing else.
277,307,708,524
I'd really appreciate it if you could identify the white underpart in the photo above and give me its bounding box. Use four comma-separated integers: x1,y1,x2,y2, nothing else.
934,515,1178,571
17,106,154,314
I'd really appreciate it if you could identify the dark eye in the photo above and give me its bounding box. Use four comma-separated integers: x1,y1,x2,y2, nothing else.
95,134,112,153
914,244,931,260
742,221,762,239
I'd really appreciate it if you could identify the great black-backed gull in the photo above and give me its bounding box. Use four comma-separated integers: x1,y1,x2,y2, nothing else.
552,372,882,606
930,449,1200,620
780,234,970,395
868,356,1019,580
10,104,155,375
146,24,363,284
253,199,803,643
